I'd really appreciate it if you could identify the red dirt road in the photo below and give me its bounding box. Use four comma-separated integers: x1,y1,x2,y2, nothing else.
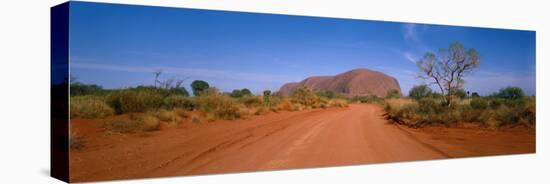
70,104,535,182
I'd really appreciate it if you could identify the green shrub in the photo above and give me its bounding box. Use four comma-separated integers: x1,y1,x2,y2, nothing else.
492,86,525,100
70,96,114,119
409,85,432,100
229,88,252,98
290,86,325,107
263,90,272,106
239,96,262,108
191,80,210,96
469,98,488,109
163,95,195,110
385,89,401,99
460,106,490,123
350,95,382,103
417,98,444,114
384,96,535,128
453,89,467,99
106,89,163,114
196,90,241,120
70,82,106,96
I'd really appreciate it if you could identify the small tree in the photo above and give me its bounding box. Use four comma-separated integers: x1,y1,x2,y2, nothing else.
191,80,210,96
153,70,162,87
493,86,525,100
263,90,272,106
417,42,480,106
408,85,432,100
241,88,252,97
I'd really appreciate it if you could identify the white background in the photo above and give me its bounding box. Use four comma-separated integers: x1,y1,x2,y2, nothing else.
0,0,548,183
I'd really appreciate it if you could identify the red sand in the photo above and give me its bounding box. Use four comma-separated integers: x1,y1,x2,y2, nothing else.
69,104,535,182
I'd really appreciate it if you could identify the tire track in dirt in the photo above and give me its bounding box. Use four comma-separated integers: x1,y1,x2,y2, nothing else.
70,104,533,182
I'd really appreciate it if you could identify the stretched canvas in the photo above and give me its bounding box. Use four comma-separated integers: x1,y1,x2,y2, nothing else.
51,1,536,183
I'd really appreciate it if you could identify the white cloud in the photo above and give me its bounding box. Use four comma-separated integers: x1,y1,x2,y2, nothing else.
403,23,418,41
402,52,417,64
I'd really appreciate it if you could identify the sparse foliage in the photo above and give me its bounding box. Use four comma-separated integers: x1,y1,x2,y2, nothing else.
191,80,210,96
408,85,432,100
417,42,480,106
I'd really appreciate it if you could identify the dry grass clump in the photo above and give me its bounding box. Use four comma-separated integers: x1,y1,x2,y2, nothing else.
155,109,182,124
384,96,535,128
103,114,160,133
328,99,349,108
70,96,114,119
196,90,241,121
106,89,163,114
277,98,294,111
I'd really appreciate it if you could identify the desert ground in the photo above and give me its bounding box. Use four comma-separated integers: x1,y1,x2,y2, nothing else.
69,104,534,182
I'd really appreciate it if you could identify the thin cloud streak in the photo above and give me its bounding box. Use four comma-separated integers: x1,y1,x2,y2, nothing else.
71,62,300,83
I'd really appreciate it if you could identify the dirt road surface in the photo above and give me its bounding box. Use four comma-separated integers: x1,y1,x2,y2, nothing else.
70,104,535,182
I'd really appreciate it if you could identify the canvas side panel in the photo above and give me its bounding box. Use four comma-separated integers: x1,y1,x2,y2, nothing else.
51,2,70,182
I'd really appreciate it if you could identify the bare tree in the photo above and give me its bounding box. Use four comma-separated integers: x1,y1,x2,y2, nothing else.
417,42,480,106
153,70,162,87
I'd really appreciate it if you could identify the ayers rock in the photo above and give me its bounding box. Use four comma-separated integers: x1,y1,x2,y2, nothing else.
279,68,401,97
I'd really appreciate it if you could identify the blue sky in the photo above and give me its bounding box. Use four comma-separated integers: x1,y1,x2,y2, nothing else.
69,2,536,95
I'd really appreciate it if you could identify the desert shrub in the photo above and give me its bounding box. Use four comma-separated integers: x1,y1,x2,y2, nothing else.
385,89,401,99
428,92,444,99
70,95,114,119
494,97,535,127
489,98,504,109
384,99,417,124
230,88,252,98
70,82,106,96
239,95,263,108
163,95,195,110
292,103,306,111
459,106,490,123
416,98,444,114
103,114,160,133
492,86,525,100
350,95,382,104
141,114,161,131
316,90,347,100
409,85,432,100
469,98,488,109
133,85,189,97
290,86,326,108
155,110,182,124
263,90,272,106
453,89,467,99
103,119,142,133
384,95,535,128
173,108,189,118
277,98,294,111
328,99,349,108
191,80,210,96
106,89,163,114
196,90,241,120
471,92,480,98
